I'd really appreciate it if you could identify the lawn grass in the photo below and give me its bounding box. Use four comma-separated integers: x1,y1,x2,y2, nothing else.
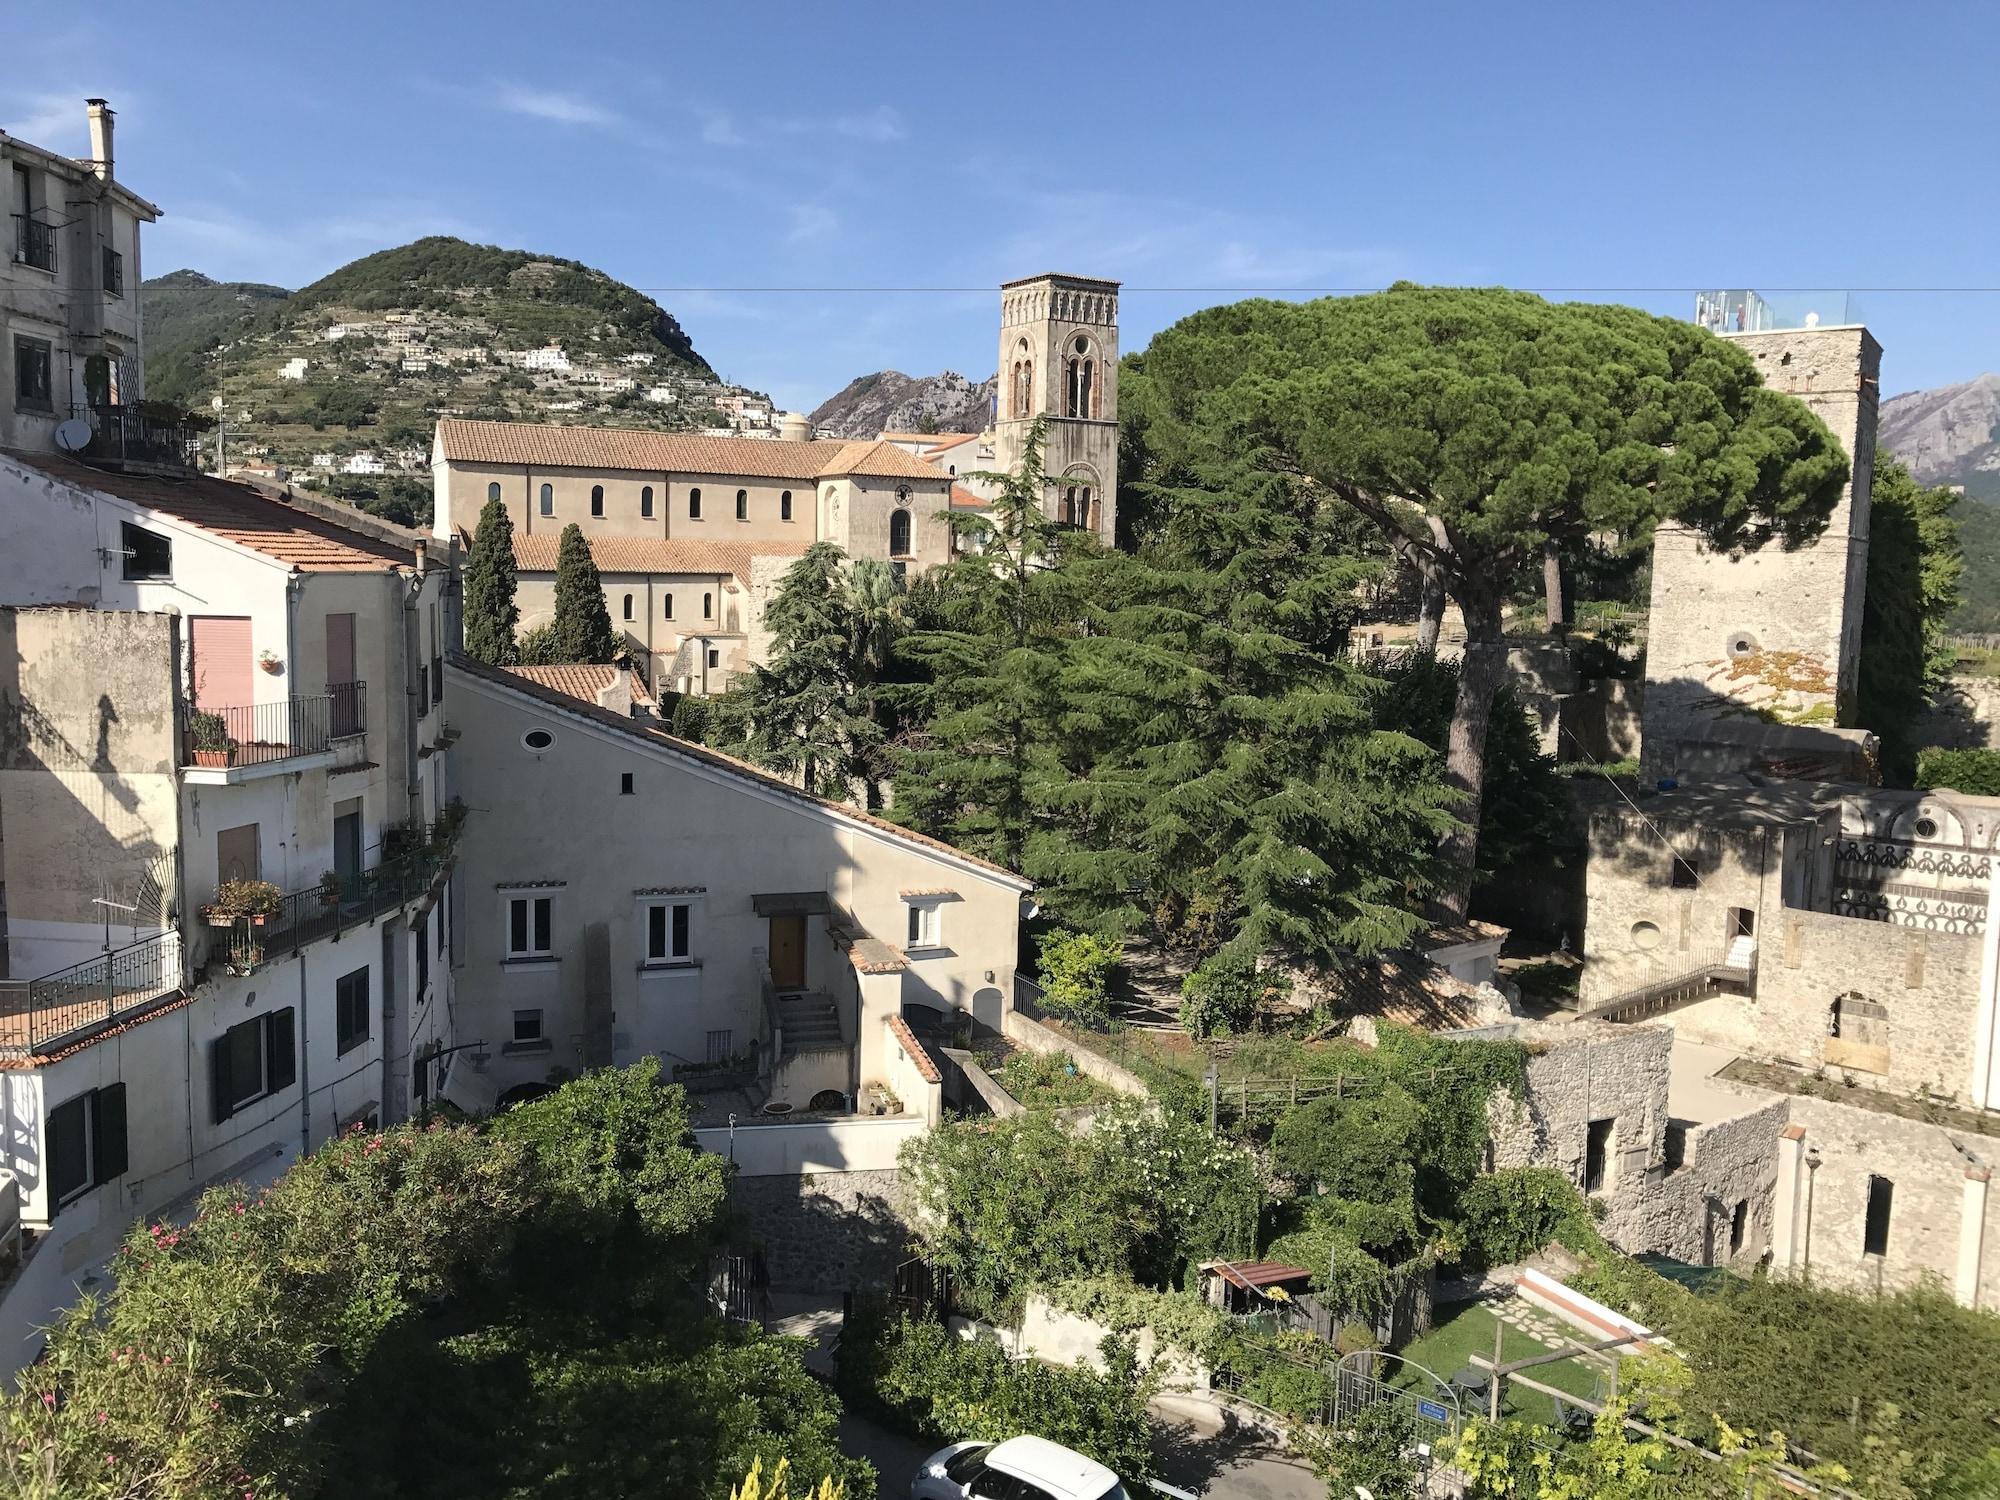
1390,1301,1609,1431
989,1050,1117,1110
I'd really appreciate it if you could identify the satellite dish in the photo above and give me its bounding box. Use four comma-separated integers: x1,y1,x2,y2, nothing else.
54,418,93,453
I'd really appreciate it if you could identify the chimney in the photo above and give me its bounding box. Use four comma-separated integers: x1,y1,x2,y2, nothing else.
85,99,114,181
413,538,429,574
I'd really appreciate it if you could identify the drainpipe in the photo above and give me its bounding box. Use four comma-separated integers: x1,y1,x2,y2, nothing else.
1802,1148,1821,1274
402,568,424,826
297,953,311,1158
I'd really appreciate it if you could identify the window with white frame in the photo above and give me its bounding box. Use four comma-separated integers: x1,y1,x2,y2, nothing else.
506,892,554,958
644,899,694,964
906,898,943,950
512,1009,545,1046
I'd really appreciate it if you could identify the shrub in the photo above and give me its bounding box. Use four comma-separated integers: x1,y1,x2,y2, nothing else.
835,1307,1155,1483
1035,930,1120,1027
1458,1168,1591,1266
670,691,714,743
1916,746,2000,796
1179,949,1290,1038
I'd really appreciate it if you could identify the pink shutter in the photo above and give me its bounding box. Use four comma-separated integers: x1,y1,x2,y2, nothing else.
189,616,254,712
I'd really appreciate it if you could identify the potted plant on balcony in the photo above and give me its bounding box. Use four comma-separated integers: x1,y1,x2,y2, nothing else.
318,870,344,909
214,878,283,927
188,710,235,768
257,649,284,676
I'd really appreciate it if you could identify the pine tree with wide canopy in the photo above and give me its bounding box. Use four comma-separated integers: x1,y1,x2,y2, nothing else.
1128,286,1851,913
545,523,621,664
463,494,520,665
712,543,881,799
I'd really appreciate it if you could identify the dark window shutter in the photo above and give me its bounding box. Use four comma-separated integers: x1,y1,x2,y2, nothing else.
212,1034,236,1123
92,1085,128,1183
267,1008,297,1094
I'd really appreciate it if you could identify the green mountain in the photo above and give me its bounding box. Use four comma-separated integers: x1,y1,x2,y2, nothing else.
140,238,753,523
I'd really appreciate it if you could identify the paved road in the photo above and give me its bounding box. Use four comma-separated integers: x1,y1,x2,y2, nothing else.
837,1401,1323,1500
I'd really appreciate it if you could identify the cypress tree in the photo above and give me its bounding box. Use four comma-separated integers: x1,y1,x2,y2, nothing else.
547,523,621,663
463,495,519,665
712,543,880,799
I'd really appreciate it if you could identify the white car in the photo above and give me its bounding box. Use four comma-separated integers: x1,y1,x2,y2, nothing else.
909,1435,1135,1500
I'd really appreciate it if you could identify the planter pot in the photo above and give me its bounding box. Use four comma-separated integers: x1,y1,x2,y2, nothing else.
193,748,235,768
249,912,269,928
201,907,236,929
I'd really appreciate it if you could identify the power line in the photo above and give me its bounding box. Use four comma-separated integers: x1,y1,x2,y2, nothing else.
12,284,2000,299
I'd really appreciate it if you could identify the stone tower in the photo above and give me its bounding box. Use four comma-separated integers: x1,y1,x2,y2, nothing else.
993,273,1120,546
1641,323,1882,776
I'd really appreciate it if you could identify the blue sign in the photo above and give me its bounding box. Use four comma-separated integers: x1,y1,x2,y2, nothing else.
1418,1399,1450,1423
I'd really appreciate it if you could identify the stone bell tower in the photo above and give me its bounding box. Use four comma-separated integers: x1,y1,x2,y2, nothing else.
993,273,1120,546
1641,319,1882,777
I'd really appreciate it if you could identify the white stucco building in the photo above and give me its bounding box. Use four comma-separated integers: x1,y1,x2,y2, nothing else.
443,658,1026,1121
0,450,459,1371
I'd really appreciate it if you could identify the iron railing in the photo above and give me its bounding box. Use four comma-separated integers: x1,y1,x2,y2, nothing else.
183,685,365,769
1576,948,1753,1023
12,216,56,273
70,403,199,468
0,932,183,1058
217,845,451,972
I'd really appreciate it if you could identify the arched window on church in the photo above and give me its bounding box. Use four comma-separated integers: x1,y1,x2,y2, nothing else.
1060,486,1092,528
1065,335,1095,418
889,508,912,558
1012,341,1034,418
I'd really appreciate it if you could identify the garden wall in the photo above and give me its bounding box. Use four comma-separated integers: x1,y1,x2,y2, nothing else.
728,1166,914,1292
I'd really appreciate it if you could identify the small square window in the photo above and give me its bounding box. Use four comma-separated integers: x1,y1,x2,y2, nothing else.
14,336,53,412
513,1009,543,1043
1670,855,1697,889
706,648,720,669
620,772,634,795
646,901,693,962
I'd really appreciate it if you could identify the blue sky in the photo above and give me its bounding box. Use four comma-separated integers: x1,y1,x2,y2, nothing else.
9,1,1998,409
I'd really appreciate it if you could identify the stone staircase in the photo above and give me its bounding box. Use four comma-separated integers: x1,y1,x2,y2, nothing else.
776,991,843,1052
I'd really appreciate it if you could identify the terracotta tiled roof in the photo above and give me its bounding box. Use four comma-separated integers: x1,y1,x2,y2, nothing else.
885,1014,942,1083
436,419,950,482
0,990,196,1069
1421,920,1508,950
898,887,961,900
5,451,414,572
510,533,808,579
918,434,983,455
504,663,621,701
1204,1260,1314,1292
451,652,1031,887
949,485,990,511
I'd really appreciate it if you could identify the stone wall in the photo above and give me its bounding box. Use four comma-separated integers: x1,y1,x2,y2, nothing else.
727,1167,913,1292
1632,1094,1788,1268
1487,1022,1671,1246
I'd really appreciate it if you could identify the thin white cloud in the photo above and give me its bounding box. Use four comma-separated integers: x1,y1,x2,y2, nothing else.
830,105,905,144
492,82,618,129
699,110,746,147
788,203,840,245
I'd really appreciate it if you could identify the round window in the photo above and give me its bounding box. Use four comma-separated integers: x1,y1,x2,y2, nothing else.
521,728,555,752
1913,815,1939,840
1631,920,1662,951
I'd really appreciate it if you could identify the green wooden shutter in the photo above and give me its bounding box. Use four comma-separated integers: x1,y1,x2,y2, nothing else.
92,1084,128,1183
267,1008,297,1093
212,1034,236,1123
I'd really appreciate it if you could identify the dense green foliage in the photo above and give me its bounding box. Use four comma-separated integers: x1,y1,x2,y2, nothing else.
1033,930,1121,1027
897,1101,1261,1319
835,1307,1155,1482
1916,746,2000,796
289,237,710,372
140,270,291,407
1179,949,1290,1038
1123,285,1850,909
7,1063,866,1500
1950,497,2000,631
464,495,520,665
1859,456,1964,783
711,545,890,799
989,1049,1113,1110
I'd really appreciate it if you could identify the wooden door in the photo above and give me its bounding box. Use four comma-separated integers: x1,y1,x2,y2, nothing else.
768,915,806,991
189,616,253,713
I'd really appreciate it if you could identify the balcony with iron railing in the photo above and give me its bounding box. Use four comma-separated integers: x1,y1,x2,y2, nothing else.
182,682,366,782
0,933,184,1060
12,216,56,274
68,402,201,469
203,816,459,975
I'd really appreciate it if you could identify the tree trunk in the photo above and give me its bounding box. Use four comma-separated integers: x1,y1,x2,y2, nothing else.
1436,596,1508,920
1542,540,1566,633
1415,571,1446,652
